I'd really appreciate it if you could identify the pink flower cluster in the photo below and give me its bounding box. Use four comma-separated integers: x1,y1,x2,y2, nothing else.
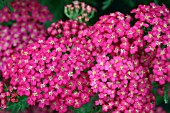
1,2,170,113
80,3,170,112
0,0,52,23
3,20,94,113
0,22,46,71
0,106,74,113
22,106,57,113
47,20,87,38
0,81,18,109
0,0,53,71
131,3,170,85
88,54,155,112
155,107,167,113
83,12,132,55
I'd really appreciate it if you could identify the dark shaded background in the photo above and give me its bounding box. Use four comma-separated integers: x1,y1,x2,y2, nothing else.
38,0,170,28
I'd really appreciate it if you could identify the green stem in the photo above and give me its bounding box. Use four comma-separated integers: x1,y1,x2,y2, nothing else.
164,82,169,104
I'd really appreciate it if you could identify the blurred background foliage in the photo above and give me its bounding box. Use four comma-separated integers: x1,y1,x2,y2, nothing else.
37,0,170,27
1,0,170,27
0,0,170,112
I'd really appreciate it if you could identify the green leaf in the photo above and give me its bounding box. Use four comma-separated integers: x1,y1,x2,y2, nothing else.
6,96,29,113
44,21,52,29
0,0,5,10
164,83,169,104
161,44,167,49
4,84,8,92
92,105,102,113
69,94,102,113
102,0,113,10
1,20,15,27
7,4,14,12
154,0,159,5
0,0,13,12
123,0,136,8
39,0,71,23
151,82,164,105
151,82,159,87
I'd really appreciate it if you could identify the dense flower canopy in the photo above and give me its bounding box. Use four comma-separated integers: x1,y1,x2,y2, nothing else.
3,20,94,113
78,3,170,112
0,1,170,113
0,0,52,71
0,0,52,23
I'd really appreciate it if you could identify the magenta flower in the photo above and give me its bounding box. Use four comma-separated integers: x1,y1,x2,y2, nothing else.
3,20,94,113
0,0,53,73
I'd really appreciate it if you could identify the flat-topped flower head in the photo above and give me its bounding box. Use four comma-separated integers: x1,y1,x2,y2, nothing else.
88,54,155,112
80,12,146,56
0,0,53,23
0,0,53,73
47,20,87,38
0,21,47,71
3,20,94,113
131,3,170,85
